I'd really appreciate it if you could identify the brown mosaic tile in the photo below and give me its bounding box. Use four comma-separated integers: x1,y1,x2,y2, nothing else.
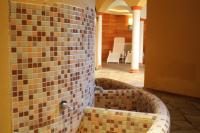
10,1,95,133
78,107,156,133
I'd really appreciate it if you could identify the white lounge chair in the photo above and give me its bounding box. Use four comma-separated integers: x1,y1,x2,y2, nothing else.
125,51,131,64
107,37,125,64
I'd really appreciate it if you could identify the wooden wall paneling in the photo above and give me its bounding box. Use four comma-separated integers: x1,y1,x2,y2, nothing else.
101,13,132,61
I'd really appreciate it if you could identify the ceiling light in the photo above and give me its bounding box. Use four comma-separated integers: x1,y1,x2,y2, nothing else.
108,8,129,13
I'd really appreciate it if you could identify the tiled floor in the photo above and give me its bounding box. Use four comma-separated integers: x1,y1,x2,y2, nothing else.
95,62,200,133
95,63,144,87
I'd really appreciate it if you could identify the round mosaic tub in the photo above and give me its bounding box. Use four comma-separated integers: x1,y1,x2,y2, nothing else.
94,78,170,133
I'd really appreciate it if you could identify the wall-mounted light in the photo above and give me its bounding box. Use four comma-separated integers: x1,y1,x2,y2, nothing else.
128,17,133,25
128,17,133,30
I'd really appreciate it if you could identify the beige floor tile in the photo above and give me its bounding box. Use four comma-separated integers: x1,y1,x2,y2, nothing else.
95,63,144,87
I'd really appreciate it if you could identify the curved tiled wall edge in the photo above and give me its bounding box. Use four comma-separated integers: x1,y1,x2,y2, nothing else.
144,91,170,133
9,1,95,132
94,78,170,133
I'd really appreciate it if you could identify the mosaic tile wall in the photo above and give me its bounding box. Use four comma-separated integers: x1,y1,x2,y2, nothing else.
10,1,95,133
95,78,154,112
77,107,156,133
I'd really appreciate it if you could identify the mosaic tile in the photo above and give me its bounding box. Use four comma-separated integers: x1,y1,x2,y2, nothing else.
77,107,156,133
10,1,95,133
94,78,170,133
